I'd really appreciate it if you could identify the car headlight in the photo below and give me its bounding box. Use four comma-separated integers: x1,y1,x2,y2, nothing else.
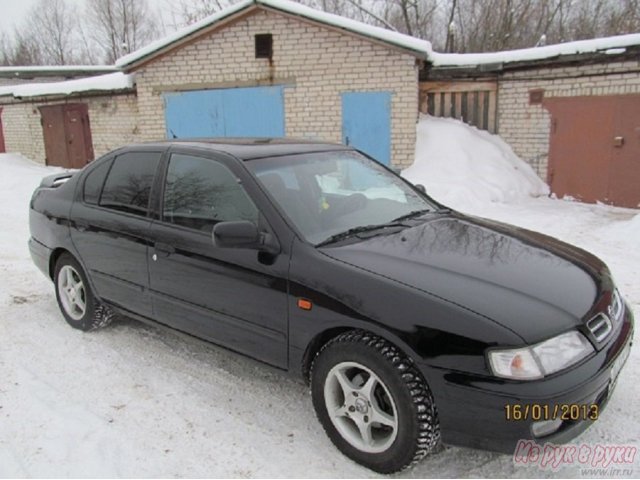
488,331,594,380
610,289,624,321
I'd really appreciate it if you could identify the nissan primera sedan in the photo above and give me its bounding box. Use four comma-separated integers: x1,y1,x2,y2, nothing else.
29,139,633,473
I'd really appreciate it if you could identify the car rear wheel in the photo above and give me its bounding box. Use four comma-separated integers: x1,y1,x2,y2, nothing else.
54,253,116,331
311,330,440,473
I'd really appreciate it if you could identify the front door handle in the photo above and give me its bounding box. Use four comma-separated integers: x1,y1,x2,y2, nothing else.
154,242,175,257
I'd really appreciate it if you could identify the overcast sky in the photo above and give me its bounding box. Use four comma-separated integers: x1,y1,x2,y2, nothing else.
0,0,40,32
0,0,180,36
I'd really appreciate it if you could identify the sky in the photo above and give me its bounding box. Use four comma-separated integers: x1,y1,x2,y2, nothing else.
0,0,41,32
0,0,182,37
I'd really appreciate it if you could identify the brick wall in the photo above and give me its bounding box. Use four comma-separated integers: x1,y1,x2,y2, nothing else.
135,8,419,168
497,60,640,180
0,93,138,164
1,101,46,161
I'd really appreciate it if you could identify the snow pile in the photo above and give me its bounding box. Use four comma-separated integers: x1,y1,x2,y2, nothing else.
402,116,549,209
430,33,640,67
0,72,134,99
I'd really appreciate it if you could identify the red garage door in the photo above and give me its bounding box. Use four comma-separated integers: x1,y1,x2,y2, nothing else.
0,107,6,153
545,95,640,209
39,103,94,168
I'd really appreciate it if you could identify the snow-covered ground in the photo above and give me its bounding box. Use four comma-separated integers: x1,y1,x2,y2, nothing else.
1,119,638,477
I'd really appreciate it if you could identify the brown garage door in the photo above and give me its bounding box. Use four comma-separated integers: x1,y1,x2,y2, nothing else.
545,95,640,209
0,107,6,153
39,104,94,168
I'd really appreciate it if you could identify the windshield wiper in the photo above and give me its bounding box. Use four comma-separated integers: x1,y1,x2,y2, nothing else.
316,223,408,247
391,209,433,223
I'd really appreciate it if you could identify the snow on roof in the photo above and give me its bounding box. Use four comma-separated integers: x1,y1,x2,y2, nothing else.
0,72,134,98
430,33,640,67
0,65,118,74
115,0,432,68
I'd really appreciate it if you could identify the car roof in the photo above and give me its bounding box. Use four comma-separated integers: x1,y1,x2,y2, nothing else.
125,138,352,160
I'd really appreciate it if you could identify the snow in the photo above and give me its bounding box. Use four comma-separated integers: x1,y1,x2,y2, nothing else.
0,72,134,99
1,150,639,477
0,65,118,74
115,0,431,68
430,33,640,67
403,116,549,206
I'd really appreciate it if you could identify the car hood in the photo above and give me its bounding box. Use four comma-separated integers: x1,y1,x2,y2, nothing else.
321,213,608,343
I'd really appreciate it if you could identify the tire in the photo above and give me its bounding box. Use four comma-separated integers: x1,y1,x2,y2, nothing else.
54,253,116,331
311,330,440,473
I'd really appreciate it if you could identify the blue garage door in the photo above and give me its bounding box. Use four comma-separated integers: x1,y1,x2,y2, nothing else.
164,86,285,139
341,92,391,165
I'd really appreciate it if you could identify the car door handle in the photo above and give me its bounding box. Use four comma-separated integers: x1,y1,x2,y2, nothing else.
154,242,175,257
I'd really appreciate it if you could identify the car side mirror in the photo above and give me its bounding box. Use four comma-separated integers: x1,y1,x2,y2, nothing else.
213,220,279,254
414,184,426,194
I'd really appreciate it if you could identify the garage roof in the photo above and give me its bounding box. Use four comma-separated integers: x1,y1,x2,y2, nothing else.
0,72,134,99
430,33,640,68
115,0,432,70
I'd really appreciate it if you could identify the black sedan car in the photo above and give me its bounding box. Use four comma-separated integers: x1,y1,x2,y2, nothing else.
29,139,633,473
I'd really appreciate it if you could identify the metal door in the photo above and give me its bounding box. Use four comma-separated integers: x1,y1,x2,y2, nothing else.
148,150,289,368
0,108,6,153
64,104,94,168
546,95,640,208
163,85,285,139
39,105,68,167
609,96,640,208
39,104,94,168
342,92,391,165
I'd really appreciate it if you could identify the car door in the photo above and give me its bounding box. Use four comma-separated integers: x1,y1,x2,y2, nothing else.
147,149,289,368
70,148,164,317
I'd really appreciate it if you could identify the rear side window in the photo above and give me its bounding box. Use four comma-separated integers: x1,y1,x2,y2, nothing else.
163,153,259,232
99,152,161,216
83,158,113,205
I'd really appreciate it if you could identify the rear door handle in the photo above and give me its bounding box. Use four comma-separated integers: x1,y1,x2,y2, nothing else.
154,242,175,257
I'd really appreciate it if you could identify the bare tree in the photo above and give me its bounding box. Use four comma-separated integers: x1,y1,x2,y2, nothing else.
86,0,162,63
605,0,640,35
382,0,440,39
3,29,44,66
0,32,11,66
444,0,458,52
24,0,78,64
176,0,229,25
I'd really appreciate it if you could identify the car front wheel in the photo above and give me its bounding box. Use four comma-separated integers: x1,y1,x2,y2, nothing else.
54,253,115,331
311,330,440,473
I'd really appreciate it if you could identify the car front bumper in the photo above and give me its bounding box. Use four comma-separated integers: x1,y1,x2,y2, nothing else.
422,305,634,454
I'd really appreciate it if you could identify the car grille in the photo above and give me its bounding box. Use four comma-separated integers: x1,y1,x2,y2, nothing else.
586,313,613,342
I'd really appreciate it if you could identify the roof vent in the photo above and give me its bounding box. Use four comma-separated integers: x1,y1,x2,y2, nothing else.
255,34,273,59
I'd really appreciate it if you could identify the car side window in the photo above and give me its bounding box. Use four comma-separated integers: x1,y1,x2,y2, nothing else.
83,157,113,205
99,152,161,216
163,153,259,233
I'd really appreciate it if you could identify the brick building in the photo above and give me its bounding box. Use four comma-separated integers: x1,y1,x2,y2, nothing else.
422,37,640,208
0,73,137,166
1,0,428,169
0,0,638,207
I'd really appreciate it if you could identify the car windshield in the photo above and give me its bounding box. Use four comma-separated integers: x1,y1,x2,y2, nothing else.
247,150,437,245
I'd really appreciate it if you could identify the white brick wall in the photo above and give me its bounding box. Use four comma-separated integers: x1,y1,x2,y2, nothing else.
0,93,139,164
497,60,640,180
1,102,46,161
135,8,419,168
